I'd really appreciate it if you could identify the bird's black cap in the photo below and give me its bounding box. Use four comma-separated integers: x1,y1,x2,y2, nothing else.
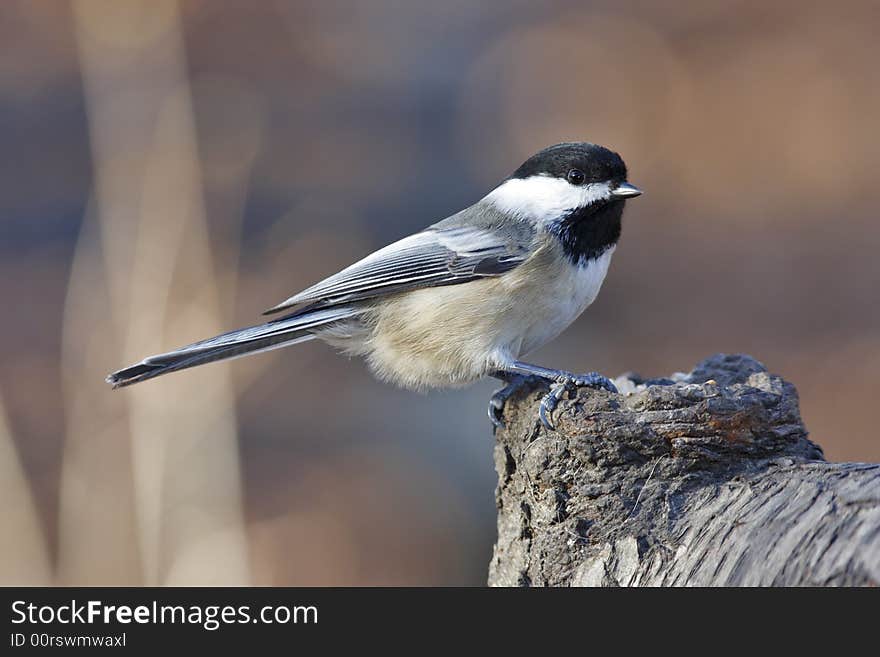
510,142,627,183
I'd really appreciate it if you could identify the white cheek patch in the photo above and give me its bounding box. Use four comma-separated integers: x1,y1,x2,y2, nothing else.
485,176,612,225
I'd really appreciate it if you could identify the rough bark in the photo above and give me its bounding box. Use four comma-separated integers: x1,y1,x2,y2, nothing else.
489,354,880,586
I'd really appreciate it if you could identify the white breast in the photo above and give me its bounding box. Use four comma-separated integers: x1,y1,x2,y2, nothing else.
516,246,615,356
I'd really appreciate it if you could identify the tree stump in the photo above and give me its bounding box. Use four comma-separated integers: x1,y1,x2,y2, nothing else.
489,354,880,586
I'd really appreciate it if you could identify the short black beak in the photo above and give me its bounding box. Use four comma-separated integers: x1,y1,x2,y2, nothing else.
611,182,642,199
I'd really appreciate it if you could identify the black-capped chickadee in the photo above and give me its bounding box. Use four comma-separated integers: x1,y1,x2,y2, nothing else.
107,142,642,429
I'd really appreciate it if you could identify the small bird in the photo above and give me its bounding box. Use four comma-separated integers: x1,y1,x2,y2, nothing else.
107,142,641,429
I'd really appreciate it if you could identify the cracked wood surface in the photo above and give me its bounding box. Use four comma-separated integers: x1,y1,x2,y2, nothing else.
488,354,880,586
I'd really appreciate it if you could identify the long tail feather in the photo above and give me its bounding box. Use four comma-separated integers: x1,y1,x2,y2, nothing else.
106,306,358,388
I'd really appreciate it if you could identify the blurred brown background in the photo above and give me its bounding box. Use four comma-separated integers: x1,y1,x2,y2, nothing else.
1,0,878,586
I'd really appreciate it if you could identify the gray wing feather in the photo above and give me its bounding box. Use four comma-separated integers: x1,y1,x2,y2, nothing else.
264,216,533,314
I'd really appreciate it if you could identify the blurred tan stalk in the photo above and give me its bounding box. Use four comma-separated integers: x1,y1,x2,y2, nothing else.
60,0,250,585
0,396,52,585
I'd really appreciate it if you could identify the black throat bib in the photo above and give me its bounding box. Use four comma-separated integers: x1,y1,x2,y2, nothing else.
551,200,624,266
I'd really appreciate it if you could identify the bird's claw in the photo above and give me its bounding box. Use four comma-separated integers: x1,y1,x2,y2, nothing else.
538,372,617,430
538,382,567,429
488,395,506,430
488,377,528,431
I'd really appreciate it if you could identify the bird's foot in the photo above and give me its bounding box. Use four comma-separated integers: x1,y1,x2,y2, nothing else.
488,376,529,431
538,372,617,431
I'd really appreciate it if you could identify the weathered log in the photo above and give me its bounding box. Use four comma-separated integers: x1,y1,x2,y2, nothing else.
489,354,880,586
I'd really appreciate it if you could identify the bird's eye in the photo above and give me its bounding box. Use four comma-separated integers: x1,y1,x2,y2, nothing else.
567,169,585,185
